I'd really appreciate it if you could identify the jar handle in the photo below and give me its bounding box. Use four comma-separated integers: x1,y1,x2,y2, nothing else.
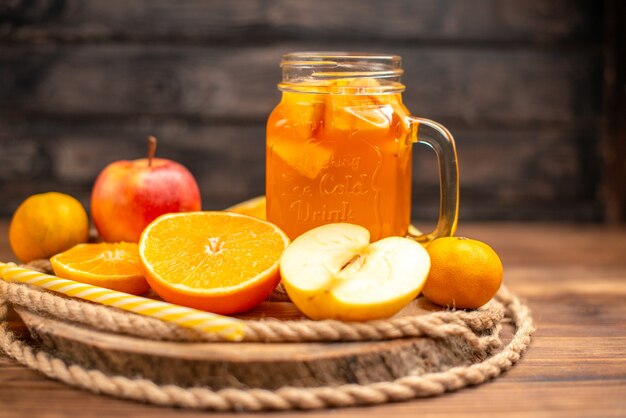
407,117,460,243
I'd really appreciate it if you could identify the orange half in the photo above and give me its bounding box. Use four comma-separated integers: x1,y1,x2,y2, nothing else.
138,211,290,314
50,242,149,295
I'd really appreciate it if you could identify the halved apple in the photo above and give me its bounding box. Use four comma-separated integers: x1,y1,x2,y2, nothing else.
280,223,431,321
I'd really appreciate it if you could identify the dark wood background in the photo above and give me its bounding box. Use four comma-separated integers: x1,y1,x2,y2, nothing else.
0,0,622,223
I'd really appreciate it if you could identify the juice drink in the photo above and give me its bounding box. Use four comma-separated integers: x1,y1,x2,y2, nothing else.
267,53,459,243
266,80,413,240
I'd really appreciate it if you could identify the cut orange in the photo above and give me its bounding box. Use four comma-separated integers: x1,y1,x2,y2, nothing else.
225,196,266,220
50,242,149,295
138,211,290,314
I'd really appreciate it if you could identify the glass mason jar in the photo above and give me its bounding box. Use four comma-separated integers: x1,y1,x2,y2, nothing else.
266,52,459,242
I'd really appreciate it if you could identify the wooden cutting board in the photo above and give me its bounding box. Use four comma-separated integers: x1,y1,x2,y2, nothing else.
14,298,499,390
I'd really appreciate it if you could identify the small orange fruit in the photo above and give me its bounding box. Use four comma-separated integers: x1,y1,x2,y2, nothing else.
50,242,149,295
138,211,290,314
225,196,266,220
10,192,89,263
422,237,503,309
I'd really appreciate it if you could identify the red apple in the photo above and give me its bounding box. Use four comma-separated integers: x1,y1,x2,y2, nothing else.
91,136,201,242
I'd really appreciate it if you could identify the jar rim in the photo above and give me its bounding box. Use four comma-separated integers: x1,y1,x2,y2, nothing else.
282,51,403,63
279,52,405,94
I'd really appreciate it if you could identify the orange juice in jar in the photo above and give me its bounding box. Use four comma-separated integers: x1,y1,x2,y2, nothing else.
267,53,459,242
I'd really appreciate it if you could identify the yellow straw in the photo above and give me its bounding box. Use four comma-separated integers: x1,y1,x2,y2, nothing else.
0,262,245,341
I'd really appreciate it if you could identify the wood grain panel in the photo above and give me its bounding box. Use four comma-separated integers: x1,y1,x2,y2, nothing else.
412,127,601,221
0,378,624,418
0,118,601,220
0,0,607,222
602,0,626,222
0,45,602,125
0,0,601,44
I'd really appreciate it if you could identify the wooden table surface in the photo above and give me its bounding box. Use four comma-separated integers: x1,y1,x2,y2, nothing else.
1,221,625,417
